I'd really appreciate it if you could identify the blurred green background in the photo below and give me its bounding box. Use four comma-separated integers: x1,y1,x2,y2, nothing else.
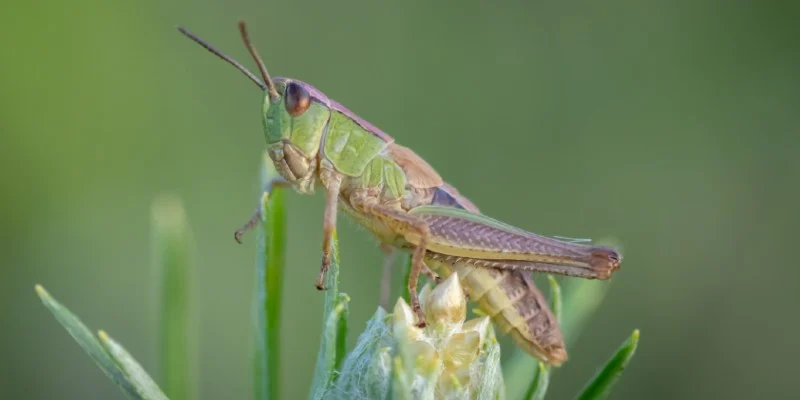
2,0,799,398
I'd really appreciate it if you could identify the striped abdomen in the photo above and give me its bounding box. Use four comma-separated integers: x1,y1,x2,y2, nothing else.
425,253,567,366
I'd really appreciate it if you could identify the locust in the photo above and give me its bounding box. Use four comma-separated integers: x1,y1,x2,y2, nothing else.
177,21,622,366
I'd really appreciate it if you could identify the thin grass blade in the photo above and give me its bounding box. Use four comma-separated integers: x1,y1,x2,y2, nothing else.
253,157,287,400
398,253,412,303
548,276,562,324
310,231,351,400
151,195,194,400
575,329,640,400
522,362,550,400
318,293,350,397
560,280,611,345
98,330,169,400
334,295,350,373
34,285,142,400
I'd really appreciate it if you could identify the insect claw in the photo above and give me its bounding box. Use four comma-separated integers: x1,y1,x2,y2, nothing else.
316,257,331,291
234,207,264,244
234,229,245,244
411,303,427,327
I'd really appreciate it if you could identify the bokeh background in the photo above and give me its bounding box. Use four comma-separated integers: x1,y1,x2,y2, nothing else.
2,0,799,399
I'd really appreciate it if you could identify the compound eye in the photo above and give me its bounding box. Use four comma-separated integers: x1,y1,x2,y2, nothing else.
285,81,311,117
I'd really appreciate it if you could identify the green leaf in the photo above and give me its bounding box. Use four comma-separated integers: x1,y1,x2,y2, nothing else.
35,285,142,400
521,276,560,400
98,330,169,400
253,158,287,400
335,296,350,373
505,278,610,398
151,195,194,400
523,362,550,400
400,253,412,303
310,231,351,400
561,280,611,345
548,276,563,325
575,329,640,400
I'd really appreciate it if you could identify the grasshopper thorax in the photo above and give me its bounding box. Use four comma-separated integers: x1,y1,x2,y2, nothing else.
263,78,331,194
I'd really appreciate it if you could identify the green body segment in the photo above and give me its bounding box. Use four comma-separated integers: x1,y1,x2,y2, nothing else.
356,156,407,199
263,93,330,156
290,103,331,155
323,111,390,177
263,88,392,185
262,86,287,144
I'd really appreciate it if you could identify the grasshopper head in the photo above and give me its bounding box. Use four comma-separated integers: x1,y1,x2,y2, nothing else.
177,22,330,194
262,78,330,194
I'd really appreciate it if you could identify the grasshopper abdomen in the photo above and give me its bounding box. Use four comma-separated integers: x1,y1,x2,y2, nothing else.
425,255,567,365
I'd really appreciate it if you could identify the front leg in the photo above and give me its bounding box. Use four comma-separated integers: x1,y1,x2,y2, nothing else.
235,175,290,243
315,175,342,290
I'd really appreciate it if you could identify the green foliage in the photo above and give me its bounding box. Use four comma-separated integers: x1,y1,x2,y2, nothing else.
524,362,550,400
560,280,614,346
151,195,194,400
309,229,351,400
576,330,641,400
254,158,288,400
98,330,169,400
399,254,412,302
35,285,167,400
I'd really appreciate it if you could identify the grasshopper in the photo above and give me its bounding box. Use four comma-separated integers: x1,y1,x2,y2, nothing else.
177,21,622,365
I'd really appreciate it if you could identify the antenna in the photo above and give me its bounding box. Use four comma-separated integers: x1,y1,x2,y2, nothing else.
176,25,267,92
237,21,280,101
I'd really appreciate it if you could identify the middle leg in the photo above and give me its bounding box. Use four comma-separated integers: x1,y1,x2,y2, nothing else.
315,176,342,290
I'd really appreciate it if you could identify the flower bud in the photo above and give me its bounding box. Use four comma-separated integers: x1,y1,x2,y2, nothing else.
423,273,466,327
334,272,502,400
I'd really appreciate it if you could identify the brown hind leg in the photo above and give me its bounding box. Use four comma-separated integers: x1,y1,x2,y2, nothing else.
353,198,431,327
377,247,440,309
